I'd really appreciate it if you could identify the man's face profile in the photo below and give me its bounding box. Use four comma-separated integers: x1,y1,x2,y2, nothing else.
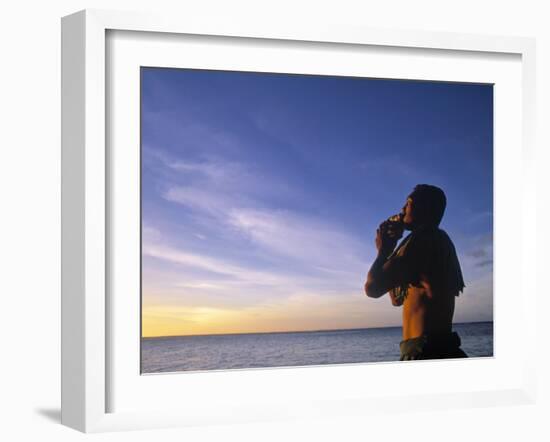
401,185,447,230
402,197,415,230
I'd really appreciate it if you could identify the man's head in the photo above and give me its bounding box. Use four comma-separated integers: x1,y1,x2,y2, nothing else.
402,184,447,230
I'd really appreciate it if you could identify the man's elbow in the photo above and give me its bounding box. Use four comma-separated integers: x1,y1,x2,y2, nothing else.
364,281,384,298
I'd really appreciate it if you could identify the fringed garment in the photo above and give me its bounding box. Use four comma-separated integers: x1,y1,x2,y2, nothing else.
387,226,465,304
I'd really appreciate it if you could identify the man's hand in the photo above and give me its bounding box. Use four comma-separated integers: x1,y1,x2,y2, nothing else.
389,288,404,306
375,220,404,255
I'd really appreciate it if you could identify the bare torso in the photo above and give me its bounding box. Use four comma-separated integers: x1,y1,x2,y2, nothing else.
366,222,464,342
392,276,456,340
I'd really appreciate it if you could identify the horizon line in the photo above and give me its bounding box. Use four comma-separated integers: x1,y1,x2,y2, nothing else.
141,320,493,340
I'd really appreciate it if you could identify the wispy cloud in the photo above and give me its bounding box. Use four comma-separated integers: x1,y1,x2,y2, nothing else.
143,243,290,285
462,233,493,271
357,154,419,179
467,210,493,224
150,151,371,277
163,185,234,216
157,154,297,214
227,207,364,272
168,160,249,186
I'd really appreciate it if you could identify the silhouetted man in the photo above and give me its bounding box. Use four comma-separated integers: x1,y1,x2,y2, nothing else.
364,184,467,360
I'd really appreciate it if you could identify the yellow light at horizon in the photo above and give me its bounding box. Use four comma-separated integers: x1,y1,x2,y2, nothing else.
141,293,398,338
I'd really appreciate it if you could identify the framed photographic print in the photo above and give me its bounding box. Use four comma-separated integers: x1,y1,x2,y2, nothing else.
139,67,492,373
61,9,537,433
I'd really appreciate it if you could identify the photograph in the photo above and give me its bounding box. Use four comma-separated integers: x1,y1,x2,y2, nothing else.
140,67,494,374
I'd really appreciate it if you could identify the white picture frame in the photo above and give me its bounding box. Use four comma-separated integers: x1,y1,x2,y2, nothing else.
61,9,537,433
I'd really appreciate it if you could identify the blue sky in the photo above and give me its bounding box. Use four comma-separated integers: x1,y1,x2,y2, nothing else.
141,67,493,337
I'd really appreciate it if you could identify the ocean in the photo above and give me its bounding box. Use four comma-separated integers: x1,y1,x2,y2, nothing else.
141,321,493,374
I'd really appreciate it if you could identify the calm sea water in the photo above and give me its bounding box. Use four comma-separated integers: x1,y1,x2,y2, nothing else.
141,321,493,374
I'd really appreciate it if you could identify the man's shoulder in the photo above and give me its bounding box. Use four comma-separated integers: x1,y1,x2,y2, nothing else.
412,228,461,263
405,227,455,255
433,228,456,247
415,227,452,242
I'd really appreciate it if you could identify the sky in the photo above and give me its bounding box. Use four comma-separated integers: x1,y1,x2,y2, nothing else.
141,67,493,338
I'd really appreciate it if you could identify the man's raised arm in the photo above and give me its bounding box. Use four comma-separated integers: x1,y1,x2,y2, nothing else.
364,248,394,298
364,249,412,299
364,220,404,298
